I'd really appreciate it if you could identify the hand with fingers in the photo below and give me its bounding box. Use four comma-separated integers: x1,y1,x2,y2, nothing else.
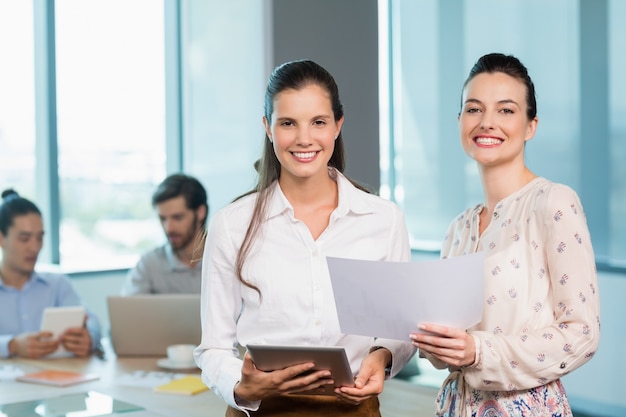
234,353,335,402
60,325,92,357
410,323,476,368
9,331,59,358
335,346,389,405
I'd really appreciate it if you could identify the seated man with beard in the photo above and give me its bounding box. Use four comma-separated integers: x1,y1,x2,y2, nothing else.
121,174,208,295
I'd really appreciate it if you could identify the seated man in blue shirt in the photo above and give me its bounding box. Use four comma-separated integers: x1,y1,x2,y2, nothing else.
121,173,208,295
0,189,101,358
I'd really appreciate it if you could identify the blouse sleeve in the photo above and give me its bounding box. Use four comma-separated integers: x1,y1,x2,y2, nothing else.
464,184,601,390
194,210,251,410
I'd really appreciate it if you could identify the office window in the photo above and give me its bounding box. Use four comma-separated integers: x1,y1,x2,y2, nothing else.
55,0,166,270
609,0,626,262
0,0,266,271
1,1,168,270
181,0,266,213
0,1,36,199
385,0,625,267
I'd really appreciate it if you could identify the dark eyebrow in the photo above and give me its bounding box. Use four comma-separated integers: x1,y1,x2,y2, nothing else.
497,99,520,107
275,114,332,121
463,98,483,106
17,231,44,238
463,98,520,107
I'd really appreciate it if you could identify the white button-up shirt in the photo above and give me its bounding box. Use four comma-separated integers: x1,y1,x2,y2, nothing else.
195,169,416,409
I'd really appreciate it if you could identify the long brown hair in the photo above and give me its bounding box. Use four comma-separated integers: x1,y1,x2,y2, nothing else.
233,60,368,298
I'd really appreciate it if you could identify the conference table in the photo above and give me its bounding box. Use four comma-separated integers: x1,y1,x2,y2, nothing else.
0,351,437,417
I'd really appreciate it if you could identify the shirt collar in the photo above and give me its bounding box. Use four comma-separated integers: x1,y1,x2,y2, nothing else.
164,242,202,271
265,167,376,220
0,271,47,290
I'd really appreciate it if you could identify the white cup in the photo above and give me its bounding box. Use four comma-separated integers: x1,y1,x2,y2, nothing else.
166,344,195,366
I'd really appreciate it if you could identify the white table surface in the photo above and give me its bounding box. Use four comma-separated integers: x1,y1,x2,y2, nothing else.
0,349,437,417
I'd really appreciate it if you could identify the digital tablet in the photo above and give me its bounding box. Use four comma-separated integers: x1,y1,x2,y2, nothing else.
40,306,86,357
246,344,355,392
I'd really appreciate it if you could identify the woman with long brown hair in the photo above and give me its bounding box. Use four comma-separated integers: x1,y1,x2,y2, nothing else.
194,59,415,416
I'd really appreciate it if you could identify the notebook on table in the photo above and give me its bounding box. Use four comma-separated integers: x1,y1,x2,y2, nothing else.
16,369,100,387
107,294,202,357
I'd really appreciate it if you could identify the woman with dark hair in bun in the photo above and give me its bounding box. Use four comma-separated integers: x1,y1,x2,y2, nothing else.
0,189,101,358
410,53,600,417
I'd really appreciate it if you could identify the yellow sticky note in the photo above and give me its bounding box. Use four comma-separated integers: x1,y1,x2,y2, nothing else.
154,376,208,396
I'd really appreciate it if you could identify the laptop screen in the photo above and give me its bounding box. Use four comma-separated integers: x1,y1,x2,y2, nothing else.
107,294,201,357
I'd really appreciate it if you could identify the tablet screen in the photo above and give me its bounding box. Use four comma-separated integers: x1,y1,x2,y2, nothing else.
246,344,355,390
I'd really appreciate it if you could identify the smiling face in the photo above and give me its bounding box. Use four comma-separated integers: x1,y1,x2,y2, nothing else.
263,84,344,184
459,71,538,168
0,213,44,278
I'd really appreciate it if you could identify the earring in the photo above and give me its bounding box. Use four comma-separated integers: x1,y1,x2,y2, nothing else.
334,135,338,140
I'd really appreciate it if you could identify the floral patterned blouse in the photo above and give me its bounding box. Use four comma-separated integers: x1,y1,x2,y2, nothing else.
431,177,601,417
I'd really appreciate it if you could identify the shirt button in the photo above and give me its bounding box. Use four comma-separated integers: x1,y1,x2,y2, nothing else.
315,320,321,326
311,250,318,257
560,362,566,369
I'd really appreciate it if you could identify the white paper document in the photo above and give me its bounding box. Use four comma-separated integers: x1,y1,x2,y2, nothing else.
0,365,24,380
116,371,188,388
327,252,485,341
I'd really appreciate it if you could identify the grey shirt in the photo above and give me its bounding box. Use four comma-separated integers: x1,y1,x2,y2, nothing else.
121,243,202,295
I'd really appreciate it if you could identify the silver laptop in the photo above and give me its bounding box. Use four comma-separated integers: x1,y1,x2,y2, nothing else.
107,294,202,357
